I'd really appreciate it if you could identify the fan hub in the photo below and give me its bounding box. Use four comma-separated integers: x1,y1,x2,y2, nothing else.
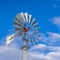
23,27,30,32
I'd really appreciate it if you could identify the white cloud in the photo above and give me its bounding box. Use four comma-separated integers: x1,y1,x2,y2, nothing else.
40,32,60,46
51,16,60,29
28,44,60,60
47,52,60,60
47,32,60,42
0,43,60,60
0,30,60,60
0,46,20,60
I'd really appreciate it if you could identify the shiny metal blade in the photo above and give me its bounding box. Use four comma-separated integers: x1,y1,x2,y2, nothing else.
30,18,35,25
24,13,28,22
33,23,38,27
20,12,26,22
14,22,24,27
15,27,23,31
14,17,18,21
9,36,15,40
24,13,27,22
28,15,31,23
14,17,24,25
16,13,25,24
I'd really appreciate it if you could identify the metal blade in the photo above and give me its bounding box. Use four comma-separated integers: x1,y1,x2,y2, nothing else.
14,17,19,21
24,13,27,22
16,13,25,24
30,18,33,25
15,27,23,31
31,21,35,25
6,34,15,45
18,16,24,23
27,15,29,23
33,23,38,27
14,22,20,26
30,18,35,25
7,34,15,41
24,13,28,22
14,17,24,25
20,12,26,23
28,15,31,23
9,36,15,40
14,22,24,27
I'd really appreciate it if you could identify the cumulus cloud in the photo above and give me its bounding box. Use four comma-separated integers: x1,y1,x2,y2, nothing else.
0,44,60,60
28,44,60,60
0,46,20,60
0,30,60,60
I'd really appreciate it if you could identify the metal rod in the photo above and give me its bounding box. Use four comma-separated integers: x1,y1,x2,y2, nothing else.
22,32,28,60
23,50,27,60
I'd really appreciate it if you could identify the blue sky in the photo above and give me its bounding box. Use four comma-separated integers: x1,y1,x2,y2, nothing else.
0,0,60,38
0,0,60,60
